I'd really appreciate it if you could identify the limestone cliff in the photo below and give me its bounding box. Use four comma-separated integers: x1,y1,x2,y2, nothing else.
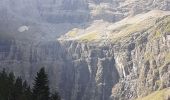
58,13,170,100
0,14,170,100
0,0,170,100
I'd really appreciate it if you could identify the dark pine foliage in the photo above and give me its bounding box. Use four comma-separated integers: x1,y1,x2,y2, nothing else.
0,68,61,100
50,92,61,100
32,68,50,100
0,69,32,100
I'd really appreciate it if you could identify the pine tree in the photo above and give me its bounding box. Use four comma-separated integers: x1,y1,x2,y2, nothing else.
32,67,50,100
0,68,61,100
8,72,15,100
22,81,32,100
0,69,8,100
14,77,23,100
50,92,61,100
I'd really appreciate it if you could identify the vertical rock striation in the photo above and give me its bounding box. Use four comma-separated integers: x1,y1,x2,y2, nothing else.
0,0,170,100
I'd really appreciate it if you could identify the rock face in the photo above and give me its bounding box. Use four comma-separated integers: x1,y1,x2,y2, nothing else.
60,15,170,100
110,16,170,99
0,38,119,100
1,0,170,40
0,0,170,100
0,15,170,100
60,41,119,100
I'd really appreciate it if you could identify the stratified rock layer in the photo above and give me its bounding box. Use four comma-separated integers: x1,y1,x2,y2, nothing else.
0,0,170,100
0,15,170,100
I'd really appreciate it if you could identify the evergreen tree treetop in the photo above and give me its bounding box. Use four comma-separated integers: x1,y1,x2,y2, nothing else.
0,68,61,100
32,67,50,100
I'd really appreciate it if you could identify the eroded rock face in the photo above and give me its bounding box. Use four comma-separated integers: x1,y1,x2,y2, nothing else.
61,41,120,100
0,34,119,100
59,17,170,100
110,17,170,99
1,0,170,40
0,0,170,100
0,39,120,100
60,16,169,100
0,22,170,100
0,39,77,100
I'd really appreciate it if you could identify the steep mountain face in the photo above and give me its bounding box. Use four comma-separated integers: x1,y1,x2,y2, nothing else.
60,41,119,100
59,13,170,100
1,0,170,40
110,15,170,99
0,0,170,100
0,38,119,100
0,39,76,99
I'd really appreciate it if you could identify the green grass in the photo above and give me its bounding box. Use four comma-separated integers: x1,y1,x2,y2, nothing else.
79,32,99,42
136,88,170,100
109,18,155,43
66,29,78,37
75,15,170,43
149,29,162,41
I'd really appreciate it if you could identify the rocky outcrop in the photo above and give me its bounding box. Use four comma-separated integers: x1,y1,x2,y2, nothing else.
110,16,170,99
60,15,170,100
0,16,170,100
0,0,170,100
60,41,119,100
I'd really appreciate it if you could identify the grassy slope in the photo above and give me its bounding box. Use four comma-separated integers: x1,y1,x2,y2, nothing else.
60,10,170,42
136,88,170,100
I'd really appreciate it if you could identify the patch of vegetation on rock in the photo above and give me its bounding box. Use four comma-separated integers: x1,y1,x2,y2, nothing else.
136,88,170,100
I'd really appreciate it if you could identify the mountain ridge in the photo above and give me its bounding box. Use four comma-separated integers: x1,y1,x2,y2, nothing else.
59,10,170,42
0,0,170,100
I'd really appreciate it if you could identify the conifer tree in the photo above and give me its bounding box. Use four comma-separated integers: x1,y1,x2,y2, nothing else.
0,69,8,100
14,77,23,100
50,92,61,100
22,80,32,100
32,67,50,100
8,72,15,100
0,68,61,100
